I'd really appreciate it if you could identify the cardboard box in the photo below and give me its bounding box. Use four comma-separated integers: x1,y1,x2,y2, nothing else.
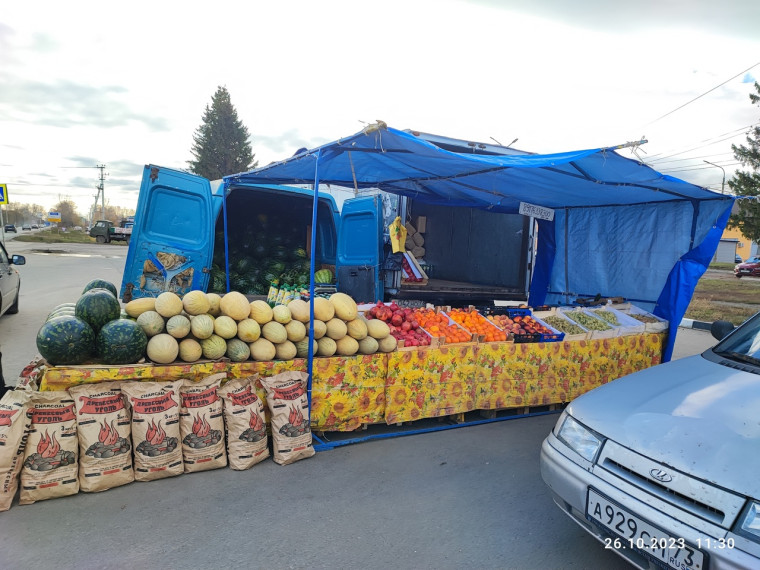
415,216,427,233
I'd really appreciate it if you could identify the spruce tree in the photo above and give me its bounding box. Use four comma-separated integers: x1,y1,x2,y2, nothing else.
727,81,760,242
188,86,257,180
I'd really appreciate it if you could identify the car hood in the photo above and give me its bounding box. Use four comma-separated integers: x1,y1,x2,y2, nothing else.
567,354,760,498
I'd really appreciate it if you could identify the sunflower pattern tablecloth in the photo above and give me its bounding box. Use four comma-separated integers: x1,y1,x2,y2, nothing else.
35,333,664,431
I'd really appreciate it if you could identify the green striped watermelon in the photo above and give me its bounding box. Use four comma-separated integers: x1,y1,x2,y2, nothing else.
36,315,96,365
82,279,118,297
76,289,121,332
96,319,148,364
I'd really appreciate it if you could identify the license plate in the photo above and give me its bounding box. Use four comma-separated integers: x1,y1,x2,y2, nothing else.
587,489,706,570
741,269,750,273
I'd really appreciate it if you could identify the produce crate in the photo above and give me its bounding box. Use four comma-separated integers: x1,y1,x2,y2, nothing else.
401,252,428,286
485,310,565,343
532,308,590,341
586,306,646,336
610,303,669,333
559,308,618,339
445,307,507,343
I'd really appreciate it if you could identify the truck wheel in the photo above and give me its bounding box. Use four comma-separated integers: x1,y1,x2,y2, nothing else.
96,235,106,244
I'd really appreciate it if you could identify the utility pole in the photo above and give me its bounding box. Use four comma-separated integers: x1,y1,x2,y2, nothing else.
703,160,726,194
96,164,107,218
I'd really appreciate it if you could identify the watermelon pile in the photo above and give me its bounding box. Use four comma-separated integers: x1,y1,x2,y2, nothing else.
36,279,146,366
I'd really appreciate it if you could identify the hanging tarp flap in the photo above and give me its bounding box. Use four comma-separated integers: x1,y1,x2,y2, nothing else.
225,125,734,362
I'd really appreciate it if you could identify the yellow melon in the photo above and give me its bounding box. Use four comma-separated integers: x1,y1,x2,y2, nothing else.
335,336,359,356
316,337,337,357
249,338,276,362
261,321,288,344
182,290,210,315
284,320,306,342
220,291,250,321
249,300,273,325
358,336,379,354
125,297,156,318
272,304,292,324
366,318,391,339
236,318,261,342
190,313,215,339
287,299,310,323
346,318,368,340
146,333,179,364
206,292,222,316
329,292,358,321
306,319,327,340
325,318,347,340
178,338,202,362
313,297,334,322
166,314,191,339
377,335,398,353
213,315,238,339
274,340,297,361
154,292,183,318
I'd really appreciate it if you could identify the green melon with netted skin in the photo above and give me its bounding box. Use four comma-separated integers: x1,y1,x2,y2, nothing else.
36,315,96,365
96,319,148,364
75,289,121,332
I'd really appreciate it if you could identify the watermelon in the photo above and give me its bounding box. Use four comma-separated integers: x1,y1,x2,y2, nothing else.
315,268,333,283
76,289,121,332
82,278,118,297
36,315,96,365
96,319,148,364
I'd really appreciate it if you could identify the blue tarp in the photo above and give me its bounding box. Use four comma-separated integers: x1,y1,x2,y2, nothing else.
226,125,734,362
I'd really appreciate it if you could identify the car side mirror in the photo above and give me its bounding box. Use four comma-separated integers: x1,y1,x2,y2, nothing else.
11,254,25,266
711,320,735,341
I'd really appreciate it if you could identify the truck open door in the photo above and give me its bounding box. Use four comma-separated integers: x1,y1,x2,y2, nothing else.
336,195,384,303
120,166,215,302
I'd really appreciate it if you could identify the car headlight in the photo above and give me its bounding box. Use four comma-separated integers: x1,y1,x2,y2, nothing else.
556,414,603,463
739,502,760,542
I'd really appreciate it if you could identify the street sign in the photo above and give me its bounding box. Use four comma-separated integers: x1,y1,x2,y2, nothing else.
47,211,62,222
519,201,554,221
0,184,7,205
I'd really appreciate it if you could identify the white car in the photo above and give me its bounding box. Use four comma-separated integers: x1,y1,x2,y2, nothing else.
541,317,760,569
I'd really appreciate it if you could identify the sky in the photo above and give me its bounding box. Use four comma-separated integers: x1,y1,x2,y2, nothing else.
1,0,759,219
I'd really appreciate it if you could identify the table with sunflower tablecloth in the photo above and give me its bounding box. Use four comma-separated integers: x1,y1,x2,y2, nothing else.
31,332,665,432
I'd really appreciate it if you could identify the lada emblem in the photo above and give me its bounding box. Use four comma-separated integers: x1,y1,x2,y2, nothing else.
650,468,673,483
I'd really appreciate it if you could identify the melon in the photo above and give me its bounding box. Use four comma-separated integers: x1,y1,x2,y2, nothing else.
330,292,358,321
325,318,348,340
346,318,368,340
358,336,379,355
274,340,297,361
166,314,191,339
366,318,391,339
75,289,121,332
125,297,156,318
96,319,148,364
206,292,222,316
335,336,359,356
146,333,179,364
179,338,203,362
225,338,251,362
316,337,337,357
220,291,250,321
154,291,184,318
200,334,227,360
190,313,215,339
36,315,96,365
377,335,398,353
294,338,317,358
284,320,306,342
136,310,165,337
261,321,287,344
249,338,276,362
249,300,274,325
182,290,210,315
287,299,310,323
306,319,327,340
272,304,292,324
213,315,238,339
313,297,334,322
82,279,118,297
236,319,261,342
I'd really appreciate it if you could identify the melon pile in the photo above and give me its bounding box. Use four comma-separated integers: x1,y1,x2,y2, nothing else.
125,289,397,365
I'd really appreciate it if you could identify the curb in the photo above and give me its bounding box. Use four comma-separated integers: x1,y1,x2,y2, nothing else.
679,318,712,331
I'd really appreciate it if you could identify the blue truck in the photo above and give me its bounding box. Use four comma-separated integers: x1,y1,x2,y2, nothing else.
120,137,531,306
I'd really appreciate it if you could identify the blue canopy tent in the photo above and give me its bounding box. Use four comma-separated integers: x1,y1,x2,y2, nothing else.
224,124,734,366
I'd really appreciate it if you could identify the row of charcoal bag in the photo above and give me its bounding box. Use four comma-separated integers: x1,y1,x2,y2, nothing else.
0,370,313,511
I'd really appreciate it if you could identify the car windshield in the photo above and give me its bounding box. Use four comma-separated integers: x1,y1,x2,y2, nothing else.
713,312,760,366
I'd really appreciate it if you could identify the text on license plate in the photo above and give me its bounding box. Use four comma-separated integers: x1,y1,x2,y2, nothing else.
586,489,705,570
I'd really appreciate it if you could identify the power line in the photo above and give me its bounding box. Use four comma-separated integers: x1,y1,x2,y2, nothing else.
646,123,756,161
644,61,760,127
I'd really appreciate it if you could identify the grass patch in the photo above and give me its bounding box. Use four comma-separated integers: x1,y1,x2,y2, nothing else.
709,262,739,270
14,230,98,244
693,277,760,304
685,298,757,326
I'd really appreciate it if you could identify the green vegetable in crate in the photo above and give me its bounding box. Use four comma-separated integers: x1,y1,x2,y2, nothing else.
96,319,148,364
542,315,587,335
76,289,121,332
591,309,621,326
36,315,96,365
314,268,333,283
564,311,611,331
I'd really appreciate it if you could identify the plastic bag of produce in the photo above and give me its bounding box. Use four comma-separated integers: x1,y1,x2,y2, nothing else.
121,380,183,482
388,216,407,254
218,375,269,470
0,390,32,511
70,382,133,492
20,391,79,504
179,373,227,473
259,371,314,466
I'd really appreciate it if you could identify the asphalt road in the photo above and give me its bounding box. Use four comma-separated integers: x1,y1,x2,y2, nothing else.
0,237,720,569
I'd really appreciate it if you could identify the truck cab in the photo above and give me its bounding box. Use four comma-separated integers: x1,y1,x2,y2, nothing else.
90,218,133,244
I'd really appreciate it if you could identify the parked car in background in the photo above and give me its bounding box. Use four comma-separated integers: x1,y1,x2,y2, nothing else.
21,224,31,231
735,256,760,278
4,224,17,233
31,224,39,229
541,316,760,569
0,240,24,317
